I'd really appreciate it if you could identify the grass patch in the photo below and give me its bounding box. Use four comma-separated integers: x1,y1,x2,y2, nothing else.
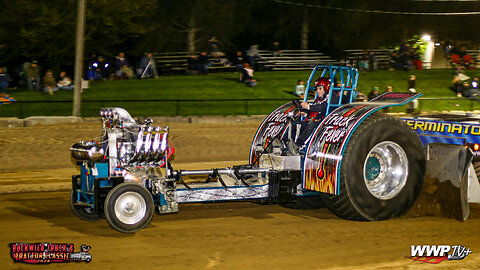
1,69,479,118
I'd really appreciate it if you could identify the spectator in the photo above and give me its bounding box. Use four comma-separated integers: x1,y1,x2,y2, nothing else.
368,87,380,100
232,51,244,73
355,90,368,102
57,71,74,91
383,86,393,112
460,81,480,101
86,54,98,80
96,56,112,80
272,41,282,57
412,51,423,70
294,80,305,98
43,70,58,95
187,54,198,74
245,45,263,70
23,61,40,91
115,52,135,79
471,76,479,89
240,63,256,87
197,52,209,75
0,67,10,94
408,75,416,92
358,51,369,71
137,53,157,79
368,51,377,71
208,36,225,58
450,75,464,97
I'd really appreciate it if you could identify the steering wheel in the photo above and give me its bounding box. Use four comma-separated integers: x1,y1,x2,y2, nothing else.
292,99,302,109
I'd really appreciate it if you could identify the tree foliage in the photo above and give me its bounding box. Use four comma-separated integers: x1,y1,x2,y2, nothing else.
1,0,480,72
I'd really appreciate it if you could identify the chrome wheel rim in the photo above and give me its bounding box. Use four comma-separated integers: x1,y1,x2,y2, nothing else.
363,141,408,200
114,192,146,224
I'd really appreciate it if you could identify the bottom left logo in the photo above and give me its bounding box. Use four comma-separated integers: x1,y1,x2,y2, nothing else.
9,242,92,264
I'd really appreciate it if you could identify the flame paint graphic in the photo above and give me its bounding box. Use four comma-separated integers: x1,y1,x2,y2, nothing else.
409,256,448,264
304,143,336,194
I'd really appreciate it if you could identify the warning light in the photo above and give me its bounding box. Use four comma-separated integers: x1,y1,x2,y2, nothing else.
474,144,479,151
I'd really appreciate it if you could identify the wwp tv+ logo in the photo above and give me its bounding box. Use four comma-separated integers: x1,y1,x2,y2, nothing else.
409,245,472,264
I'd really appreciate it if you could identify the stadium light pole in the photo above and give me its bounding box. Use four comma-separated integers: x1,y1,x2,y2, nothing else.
73,0,86,117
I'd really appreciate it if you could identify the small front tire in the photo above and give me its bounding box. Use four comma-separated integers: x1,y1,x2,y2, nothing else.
104,183,154,233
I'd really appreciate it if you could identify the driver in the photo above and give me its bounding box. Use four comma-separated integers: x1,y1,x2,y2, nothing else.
291,77,331,152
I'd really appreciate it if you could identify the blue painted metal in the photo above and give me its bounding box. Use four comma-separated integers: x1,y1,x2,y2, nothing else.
304,65,359,116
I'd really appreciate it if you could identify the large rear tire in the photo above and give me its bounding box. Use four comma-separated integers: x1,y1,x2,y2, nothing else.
104,183,154,233
321,112,425,221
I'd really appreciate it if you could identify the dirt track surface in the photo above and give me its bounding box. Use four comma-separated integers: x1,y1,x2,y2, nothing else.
1,121,480,269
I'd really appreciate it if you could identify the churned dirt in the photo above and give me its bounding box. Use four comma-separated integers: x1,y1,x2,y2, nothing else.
1,121,480,269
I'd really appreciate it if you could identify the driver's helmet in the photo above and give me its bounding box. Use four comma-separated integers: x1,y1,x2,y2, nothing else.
314,77,331,93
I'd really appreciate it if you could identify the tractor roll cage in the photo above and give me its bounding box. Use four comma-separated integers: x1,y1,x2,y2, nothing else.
305,65,359,116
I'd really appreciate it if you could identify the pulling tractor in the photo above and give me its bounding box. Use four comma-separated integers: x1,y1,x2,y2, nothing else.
70,65,480,233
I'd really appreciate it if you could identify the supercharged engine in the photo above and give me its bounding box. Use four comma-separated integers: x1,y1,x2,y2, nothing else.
71,107,177,215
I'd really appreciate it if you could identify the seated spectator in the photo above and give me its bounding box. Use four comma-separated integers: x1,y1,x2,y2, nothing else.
294,80,305,98
355,90,368,102
96,56,112,80
43,70,58,95
460,81,480,100
450,75,464,97
240,63,256,87
368,87,380,100
0,67,11,94
471,76,479,89
137,53,157,79
23,61,41,90
272,41,282,57
115,52,135,79
357,51,369,71
57,71,74,90
412,51,423,70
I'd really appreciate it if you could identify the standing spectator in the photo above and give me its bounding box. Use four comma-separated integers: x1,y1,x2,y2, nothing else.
187,54,198,74
294,80,305,98
208,36,225,59
368,87,380,100
407,75,418,113
0,67,10,94
245,45,263,70
57,71,74,90
240,63,256,87
412,51,423,70
23,61,40,90
197,52,209,75
272,41,282,57
368,51,377,71
137,53,157,79
43,70,58,95
115,52,134,79
232,51,244,73
408,75,416,92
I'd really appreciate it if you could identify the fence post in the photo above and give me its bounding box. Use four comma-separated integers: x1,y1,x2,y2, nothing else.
471,99,474,112
244,100,248,115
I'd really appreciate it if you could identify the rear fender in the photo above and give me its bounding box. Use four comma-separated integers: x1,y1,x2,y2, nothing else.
303,92,422,195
